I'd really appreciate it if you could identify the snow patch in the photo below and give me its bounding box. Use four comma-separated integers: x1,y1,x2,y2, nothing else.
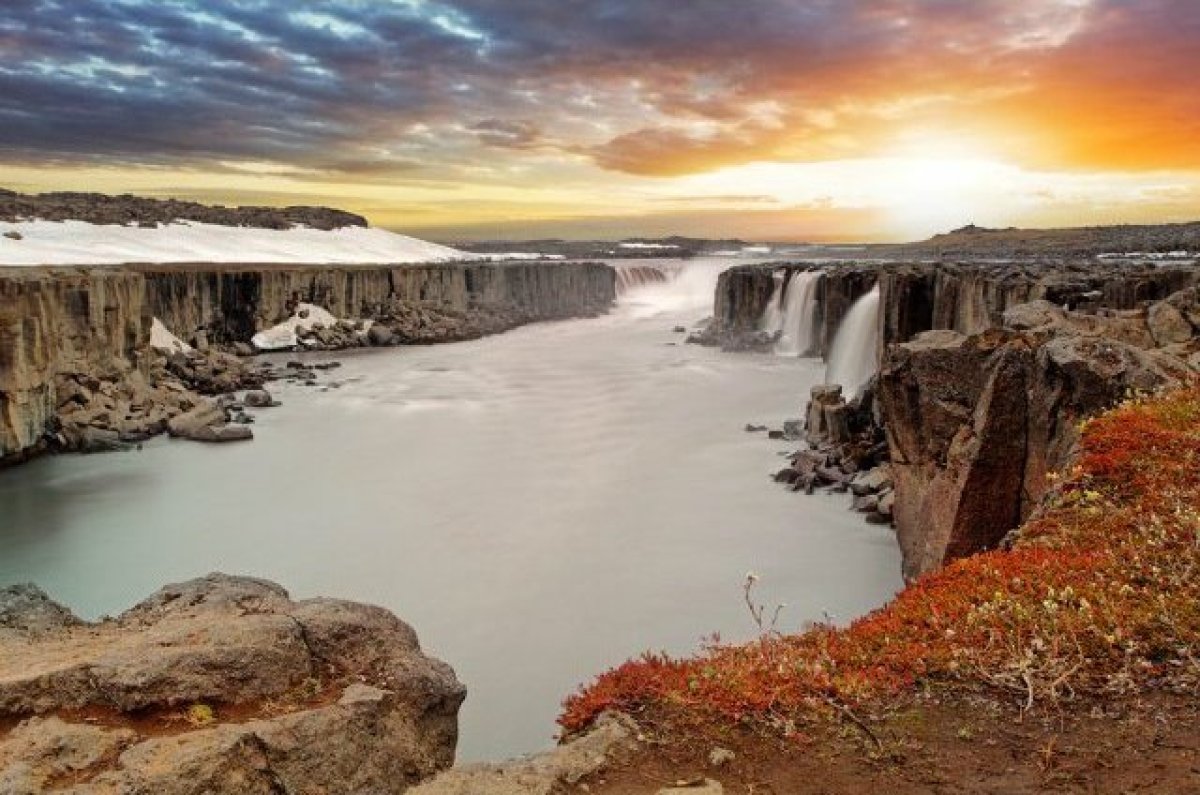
150,318,193,355
0,220,474,266
251,303,346,351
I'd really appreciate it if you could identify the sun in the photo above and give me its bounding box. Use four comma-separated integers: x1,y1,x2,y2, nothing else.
663,135,1026,241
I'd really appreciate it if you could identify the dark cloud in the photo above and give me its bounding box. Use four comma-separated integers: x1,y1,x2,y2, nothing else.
0,0,1196,178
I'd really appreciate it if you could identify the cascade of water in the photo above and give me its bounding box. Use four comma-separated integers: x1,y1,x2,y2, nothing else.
758,270,786,334
613,264,669,295
775,271,822,357
824,285,881,397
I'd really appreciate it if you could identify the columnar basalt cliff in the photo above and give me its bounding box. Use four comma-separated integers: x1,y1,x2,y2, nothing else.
0,574,465,794
0,261,615,462
703,260,1197,356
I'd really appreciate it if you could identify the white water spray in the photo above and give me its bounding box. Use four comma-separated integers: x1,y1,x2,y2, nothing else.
775,272,822,357
825,285,881,397
759,270,786,334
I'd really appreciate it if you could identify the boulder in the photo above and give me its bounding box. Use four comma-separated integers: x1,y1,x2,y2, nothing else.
368,324,397,347
0,575,465,794
243,389,275,408
1147,300,1194,346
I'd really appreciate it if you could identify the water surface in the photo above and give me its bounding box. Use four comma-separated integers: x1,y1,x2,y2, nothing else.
0,257,902,761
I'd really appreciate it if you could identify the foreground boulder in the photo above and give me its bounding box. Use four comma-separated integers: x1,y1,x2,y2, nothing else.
0,574,465,794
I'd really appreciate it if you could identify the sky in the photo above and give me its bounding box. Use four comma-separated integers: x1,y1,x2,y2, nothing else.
1,0,1198,242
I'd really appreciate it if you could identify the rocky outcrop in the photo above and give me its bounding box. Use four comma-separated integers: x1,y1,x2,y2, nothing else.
701,260,1197,357
0,189,367,229
0,261,615,462
878,297,1199,579
0,574,465,794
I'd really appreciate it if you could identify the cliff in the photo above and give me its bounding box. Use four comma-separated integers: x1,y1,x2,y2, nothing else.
0,261,615,462
704,260,1197,355
879,293,1200,579
0,574,464,794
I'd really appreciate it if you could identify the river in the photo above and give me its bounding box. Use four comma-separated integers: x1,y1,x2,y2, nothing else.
0,257,903,761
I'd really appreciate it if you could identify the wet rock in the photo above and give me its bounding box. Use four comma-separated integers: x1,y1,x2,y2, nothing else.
77,427,131,454
852,494,880,513
367,324,396,347
243,389,275,408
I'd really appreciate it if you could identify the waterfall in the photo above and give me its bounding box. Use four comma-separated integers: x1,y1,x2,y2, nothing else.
614,264,669,295
759,270,786,334
775,272,821,357
825,285,881,397
758,270,822,357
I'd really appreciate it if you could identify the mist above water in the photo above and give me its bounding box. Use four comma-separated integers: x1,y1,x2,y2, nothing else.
0,258,901,762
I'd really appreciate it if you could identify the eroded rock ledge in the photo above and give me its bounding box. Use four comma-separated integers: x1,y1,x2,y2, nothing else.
0,574,465,794
0,260,616,463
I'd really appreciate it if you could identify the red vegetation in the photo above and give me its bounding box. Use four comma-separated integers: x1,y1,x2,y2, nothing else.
561,385,1200,736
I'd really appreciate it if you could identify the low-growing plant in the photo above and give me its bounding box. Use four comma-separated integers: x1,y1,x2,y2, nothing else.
561,384,1200,740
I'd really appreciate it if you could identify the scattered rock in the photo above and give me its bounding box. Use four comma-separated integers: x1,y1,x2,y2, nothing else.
744,424,768,433
2,230,22,241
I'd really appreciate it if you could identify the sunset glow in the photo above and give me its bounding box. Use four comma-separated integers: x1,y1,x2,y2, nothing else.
1,1,1197,240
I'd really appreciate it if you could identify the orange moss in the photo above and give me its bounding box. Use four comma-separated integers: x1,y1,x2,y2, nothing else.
561,384,1200,735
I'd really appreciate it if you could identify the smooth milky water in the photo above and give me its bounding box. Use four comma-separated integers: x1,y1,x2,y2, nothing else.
0,258,902,761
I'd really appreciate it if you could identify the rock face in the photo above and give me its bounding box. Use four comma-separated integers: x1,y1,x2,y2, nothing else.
0,574,465,794
878,298,1198,579
701,260,1197,357
0,260,615,462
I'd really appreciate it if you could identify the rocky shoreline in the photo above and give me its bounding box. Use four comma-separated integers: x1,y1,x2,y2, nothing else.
718,260,1200,579
0,260,616,465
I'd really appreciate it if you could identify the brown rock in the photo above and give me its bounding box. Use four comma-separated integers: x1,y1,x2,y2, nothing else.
0,574,465,794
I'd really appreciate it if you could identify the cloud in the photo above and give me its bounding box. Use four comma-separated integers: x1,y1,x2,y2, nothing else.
0,0,1195,184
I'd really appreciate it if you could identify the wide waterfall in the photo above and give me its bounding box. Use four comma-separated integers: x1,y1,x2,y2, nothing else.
613,263,670,295
760,270,822,357
825,285,881,397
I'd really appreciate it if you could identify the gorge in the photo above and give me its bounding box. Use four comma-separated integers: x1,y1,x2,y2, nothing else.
2,207,1198,791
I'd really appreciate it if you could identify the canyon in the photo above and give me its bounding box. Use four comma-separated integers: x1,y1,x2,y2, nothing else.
700,259,1200,578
